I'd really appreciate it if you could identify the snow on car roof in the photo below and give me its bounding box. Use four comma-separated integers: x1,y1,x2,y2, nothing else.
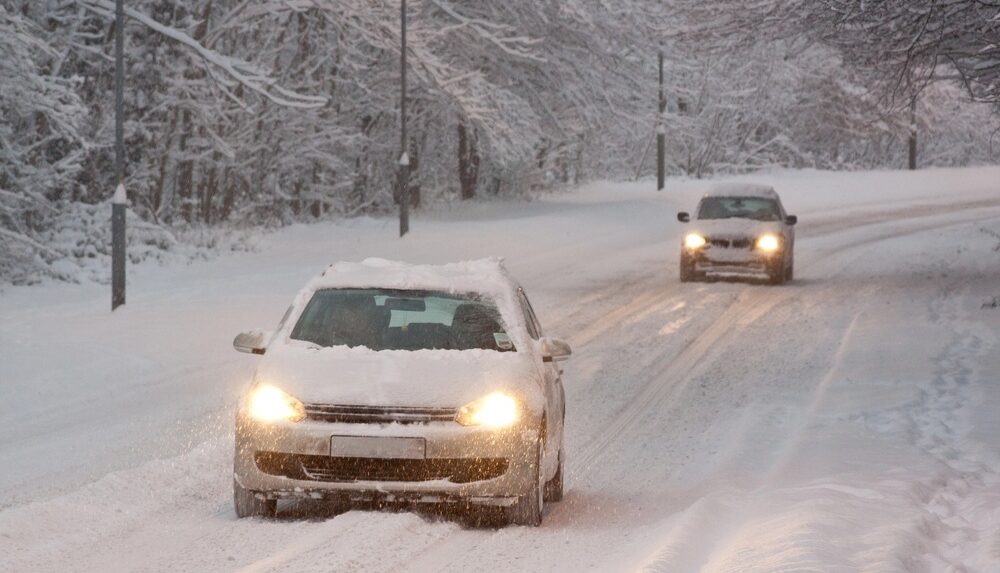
704,182,778,199
309,257,517,295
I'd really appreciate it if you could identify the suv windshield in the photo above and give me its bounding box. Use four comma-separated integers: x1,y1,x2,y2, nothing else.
289,288,515,352
698,196,781,221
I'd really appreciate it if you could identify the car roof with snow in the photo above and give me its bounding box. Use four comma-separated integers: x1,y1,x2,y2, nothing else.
305,257,518,296
703,183,779,199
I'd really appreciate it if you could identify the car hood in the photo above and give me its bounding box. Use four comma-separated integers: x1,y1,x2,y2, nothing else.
252,342,542,410
690,218,785,239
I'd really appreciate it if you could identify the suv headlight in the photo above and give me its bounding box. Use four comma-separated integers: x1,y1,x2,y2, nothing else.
456,392,519,428
756,234,781,252
247,384,305,423
684,233,707,250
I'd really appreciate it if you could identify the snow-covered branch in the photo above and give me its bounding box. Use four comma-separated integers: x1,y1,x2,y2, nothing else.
77,0,328,109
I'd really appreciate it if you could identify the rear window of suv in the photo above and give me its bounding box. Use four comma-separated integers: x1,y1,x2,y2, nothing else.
289,288,515,352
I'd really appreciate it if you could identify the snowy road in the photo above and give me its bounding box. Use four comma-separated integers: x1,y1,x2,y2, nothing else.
2,168,1000,572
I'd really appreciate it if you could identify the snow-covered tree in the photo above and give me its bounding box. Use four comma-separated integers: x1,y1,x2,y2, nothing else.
0,4,88,281
1,0,996,283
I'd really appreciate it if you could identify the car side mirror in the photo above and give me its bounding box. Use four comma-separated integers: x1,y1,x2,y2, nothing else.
541,337,572,363
785,215,797,226
677,212,690,223
234,330,272,355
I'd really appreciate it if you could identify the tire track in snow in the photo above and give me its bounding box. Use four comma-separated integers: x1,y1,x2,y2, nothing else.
567,286,792,482
759,308,865,485
627,303,870,572
813,206,1000,261
799,196,1000,239
631,213,1000,573
565,205,932,484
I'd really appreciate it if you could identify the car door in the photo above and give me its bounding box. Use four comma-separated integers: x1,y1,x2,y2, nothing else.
516,287,565,466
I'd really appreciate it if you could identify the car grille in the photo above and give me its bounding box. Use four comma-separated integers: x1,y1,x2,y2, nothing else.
304,403,458,424
254,452,508,483
709,237,751,249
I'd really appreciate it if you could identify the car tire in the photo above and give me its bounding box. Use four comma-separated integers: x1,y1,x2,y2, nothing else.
234,478,276,518
785,255,794,282
679,256,701,283
544,446,564,503
766,259,785,285
506,442,544,526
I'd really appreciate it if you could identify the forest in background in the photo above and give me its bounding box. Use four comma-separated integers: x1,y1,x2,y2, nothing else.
2,0,999,284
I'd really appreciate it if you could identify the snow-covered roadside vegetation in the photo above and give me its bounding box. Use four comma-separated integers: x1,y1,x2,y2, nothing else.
2,1,998,285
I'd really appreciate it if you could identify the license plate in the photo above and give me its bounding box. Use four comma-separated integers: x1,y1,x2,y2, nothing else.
330,435,426,459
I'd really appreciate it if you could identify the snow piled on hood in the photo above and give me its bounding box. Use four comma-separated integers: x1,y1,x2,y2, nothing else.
256,343,541,410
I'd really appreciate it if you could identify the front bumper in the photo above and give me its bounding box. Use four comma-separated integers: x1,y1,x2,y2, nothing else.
234,413,539,506
684,247,781,277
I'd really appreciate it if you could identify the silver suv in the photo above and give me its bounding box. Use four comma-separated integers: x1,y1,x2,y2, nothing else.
231,259,570,526
677,183,797,284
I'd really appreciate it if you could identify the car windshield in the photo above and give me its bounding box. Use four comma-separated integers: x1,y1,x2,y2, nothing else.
289,288,515,352
698,196,781,221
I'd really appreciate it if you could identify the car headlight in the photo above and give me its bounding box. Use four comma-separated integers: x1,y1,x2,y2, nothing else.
756,234,781,252
247,384,305,423
456,392,519,428
684,233,707,250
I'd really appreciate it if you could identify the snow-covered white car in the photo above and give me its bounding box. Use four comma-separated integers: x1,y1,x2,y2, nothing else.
231,258,570,526
677,183,797,284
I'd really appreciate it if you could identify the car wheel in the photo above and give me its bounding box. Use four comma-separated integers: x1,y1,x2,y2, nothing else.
506,442,544,526
766,259,785,285
234,478,276,518
785,255,794,282
544,446,564,502
679,256,701,283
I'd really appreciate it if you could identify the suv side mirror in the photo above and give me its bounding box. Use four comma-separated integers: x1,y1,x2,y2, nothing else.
234,330,272,355
541,337,572,363
785,215,797,226
677,212,690,223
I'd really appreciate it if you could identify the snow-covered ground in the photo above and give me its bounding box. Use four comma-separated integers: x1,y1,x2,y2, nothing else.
2,167,1000,572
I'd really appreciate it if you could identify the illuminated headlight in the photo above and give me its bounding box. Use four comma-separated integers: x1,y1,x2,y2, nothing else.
684,233,707,250
247,384,305,423
456,392,519,428
756,234,781,252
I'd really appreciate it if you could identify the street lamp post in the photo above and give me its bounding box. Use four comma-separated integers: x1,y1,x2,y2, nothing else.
112,0,126,310
656,49,666,191
398,0,410,237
